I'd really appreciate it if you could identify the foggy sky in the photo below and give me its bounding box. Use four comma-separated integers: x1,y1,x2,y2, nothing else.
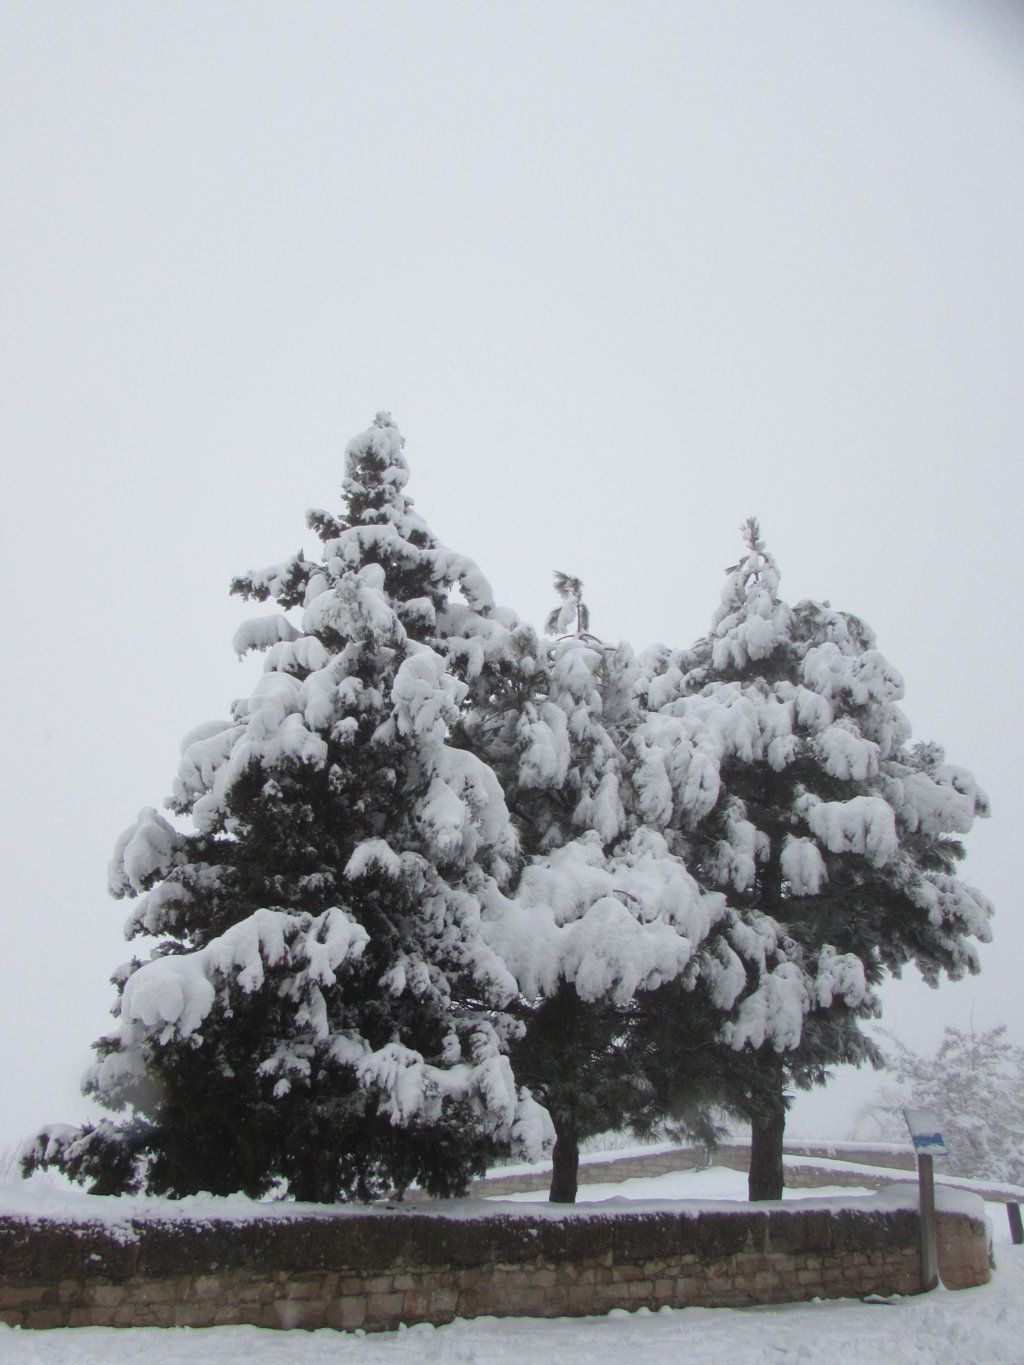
2,0,1022,1152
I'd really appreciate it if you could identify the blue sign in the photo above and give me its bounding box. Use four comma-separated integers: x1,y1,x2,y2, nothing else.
902,1107,947,1157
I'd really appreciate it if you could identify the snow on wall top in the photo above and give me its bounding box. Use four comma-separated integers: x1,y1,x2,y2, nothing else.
0,1175,986,1235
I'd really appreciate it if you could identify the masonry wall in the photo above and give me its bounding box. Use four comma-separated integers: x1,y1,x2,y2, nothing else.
467,1142,917,1199
0,1199,990,1331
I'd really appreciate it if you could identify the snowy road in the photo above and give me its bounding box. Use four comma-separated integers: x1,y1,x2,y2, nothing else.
2,1168,1021,1363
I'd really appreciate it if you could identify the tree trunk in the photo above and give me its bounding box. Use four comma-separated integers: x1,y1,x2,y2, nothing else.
748,1076,786,1201
549,1111,579,1204
292,1168,336,1204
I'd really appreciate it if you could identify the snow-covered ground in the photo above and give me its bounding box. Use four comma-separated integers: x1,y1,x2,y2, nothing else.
487,1163,877,1204
1,1164,1021,1363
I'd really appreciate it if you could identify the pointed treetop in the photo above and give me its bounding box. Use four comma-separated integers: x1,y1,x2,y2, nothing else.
742,516,766,556
233,412,498,622
703,519,788,668
546,571,591,637
343,412,411,508
727,516,778,587
716,518,782,620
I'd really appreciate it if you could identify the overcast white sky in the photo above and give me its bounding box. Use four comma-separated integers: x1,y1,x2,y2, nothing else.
2,0,1022,1153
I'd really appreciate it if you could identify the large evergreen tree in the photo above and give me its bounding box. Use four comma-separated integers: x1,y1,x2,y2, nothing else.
28,415,545,1201
635,519,992,1197
476,576,760,1201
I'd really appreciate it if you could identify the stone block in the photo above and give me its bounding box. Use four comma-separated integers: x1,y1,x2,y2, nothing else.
284,1275,327,1300
223,1287,263,1309
0,1284,53,1307
325,1297,366,1331
745,1255,776,1275
604,1280,636,1302
174,1303,218,1328
270,1297,324,1330
677,1275,707,1302
565,1288,601,1315
123,1278,178,1304
211,1306,245,1326
364,1291,405,1324
397,1290,433,1320
249,1305,280,1329
362,1275,394,1294
23,1308,68,1329
705,1258,736,1280
85,1281,125,1308
112,1304,149,1327
938,1213,991,1290
67,1307,102,1327
481,1289,547,1317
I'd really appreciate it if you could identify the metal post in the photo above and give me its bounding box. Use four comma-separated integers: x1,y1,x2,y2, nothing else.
918,1152,938,1291
1007,1203,1024,1246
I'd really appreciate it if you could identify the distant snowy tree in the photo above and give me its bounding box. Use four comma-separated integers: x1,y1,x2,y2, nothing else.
857,1026,1024,1184
635,519,992,1198
27,415,544,1202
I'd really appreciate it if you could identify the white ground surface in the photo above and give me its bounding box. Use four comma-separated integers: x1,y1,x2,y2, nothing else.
1,1164,1021,1363
488,1163,878,1204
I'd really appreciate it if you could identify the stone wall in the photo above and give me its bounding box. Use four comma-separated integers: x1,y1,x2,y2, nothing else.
784,1142,917,1173
468,1145,707,1198
467,1142,917,1199
0,1193,990,1331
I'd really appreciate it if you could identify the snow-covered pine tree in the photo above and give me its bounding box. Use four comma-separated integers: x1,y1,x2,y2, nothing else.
27,414,540,1202
634,519,992,1198
478,575,749,1201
